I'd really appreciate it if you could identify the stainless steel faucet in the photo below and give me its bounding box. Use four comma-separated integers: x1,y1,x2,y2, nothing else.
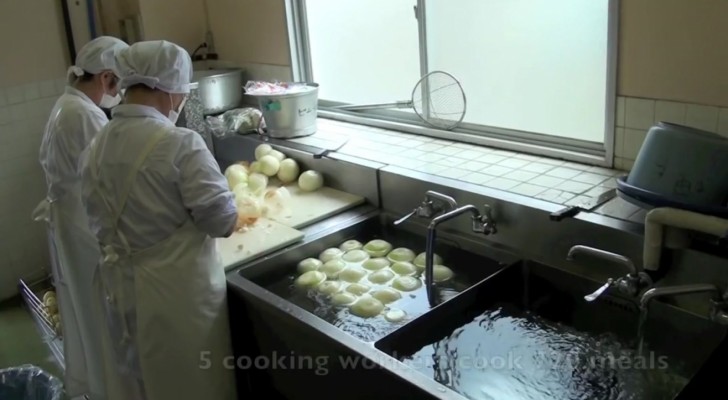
393,191,459,225
566,245,652,301
425,204,496,306
640,284,728,325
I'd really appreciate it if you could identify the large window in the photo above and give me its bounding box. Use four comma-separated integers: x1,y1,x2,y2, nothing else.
287,0,617,166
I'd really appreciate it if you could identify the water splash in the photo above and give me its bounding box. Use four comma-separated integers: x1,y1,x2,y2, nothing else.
636,307,649,357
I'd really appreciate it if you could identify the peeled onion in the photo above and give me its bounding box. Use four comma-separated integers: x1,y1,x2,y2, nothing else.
392,276,422,292
387,248,416,263
268,149,286,161
345,283,371,296
235,194,262,225
339,240,363,252
233,183,251,199
43,291,56,302
362,258,390,271
247,173,268,194
259,155,280,176
277,158,300,183
339,267,367,283
255,144,272,160
298,170,324,192
385,309,407,323
331,292,358,306
316,280,342,295
297,258,322,274
371,288,402,304
319,248,343,263
295,270,326,288
320,259,346,279
368,269,394,284
262,187,291,218
342,249,370,263
414,252,443,270
391,261,417,276
250,161,262,173
431,265,454,283
363,239,393,257
224,164,248,189
350,296,384,318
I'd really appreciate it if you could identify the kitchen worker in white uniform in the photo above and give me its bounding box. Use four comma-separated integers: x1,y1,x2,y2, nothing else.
78,40,241,400
35,35,128,400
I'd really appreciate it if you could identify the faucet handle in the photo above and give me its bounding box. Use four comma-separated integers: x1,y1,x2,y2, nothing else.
393,208,419,225
585,278,614,302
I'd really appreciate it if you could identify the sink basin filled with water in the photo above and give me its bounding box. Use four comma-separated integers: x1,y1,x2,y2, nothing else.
238,214,514,343
375,262,727,400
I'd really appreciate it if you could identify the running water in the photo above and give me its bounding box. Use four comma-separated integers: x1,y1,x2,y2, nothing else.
399,303,688,400
636,306,649,357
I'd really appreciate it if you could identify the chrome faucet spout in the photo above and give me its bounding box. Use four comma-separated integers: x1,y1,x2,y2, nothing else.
425,204,494,306
639,284,722,309
567,245,639,276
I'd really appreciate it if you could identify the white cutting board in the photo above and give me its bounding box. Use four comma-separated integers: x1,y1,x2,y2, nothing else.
268,183,365,229
216,217,304,271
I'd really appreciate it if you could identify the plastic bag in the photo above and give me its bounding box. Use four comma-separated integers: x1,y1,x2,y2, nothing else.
244,80,314,95
0,364,63,400
205,107,263,138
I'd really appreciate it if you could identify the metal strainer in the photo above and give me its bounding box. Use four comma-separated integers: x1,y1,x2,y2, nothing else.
334,71,467,130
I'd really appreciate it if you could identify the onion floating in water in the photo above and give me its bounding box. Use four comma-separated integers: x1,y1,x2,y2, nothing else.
297,258,322,274
316,280,342,295
342,249,369,263
349,296,384,318
387,248,416,263
339,267,367,283
413,252,443,270
362,258,391,271
385,309,407,323
392,276,422,292
319,248,343,263
345,283,371,296
430,265,454,282
371,288,402,304
295,271,326,288
331,292,358,306
363,239,392,257
339,240,363,252
320,259,346,279
368,269,394,284
391,261,417,276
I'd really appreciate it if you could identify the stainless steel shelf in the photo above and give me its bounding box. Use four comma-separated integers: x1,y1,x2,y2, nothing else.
18,277,65,371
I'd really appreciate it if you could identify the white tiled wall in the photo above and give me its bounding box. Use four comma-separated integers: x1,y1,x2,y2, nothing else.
0,79,63,301
614,96,728,171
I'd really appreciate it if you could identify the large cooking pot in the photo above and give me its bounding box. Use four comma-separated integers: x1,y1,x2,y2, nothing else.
190,68,243,115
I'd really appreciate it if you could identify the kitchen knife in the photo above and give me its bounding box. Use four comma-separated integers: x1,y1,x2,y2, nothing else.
549,188,617,221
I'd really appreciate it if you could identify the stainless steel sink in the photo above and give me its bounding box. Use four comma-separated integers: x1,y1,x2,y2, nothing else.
374,261,727,400
226,209,728,400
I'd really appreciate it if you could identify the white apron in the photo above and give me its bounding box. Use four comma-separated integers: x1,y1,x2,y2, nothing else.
87,127,238,400
33,188,107,400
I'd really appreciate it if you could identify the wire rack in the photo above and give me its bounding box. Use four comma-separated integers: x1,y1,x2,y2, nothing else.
17,276,65,371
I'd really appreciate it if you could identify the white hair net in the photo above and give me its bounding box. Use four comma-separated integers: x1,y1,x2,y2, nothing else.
112,40,193,94
67,36,128,83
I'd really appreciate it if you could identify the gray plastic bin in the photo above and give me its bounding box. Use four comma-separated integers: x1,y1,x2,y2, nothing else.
0,365,63,400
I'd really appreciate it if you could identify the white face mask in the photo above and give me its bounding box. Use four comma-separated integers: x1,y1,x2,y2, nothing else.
167,94,187,124
100,93,121,108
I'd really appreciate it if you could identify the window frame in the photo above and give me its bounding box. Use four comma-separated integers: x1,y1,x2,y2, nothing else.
285,0,619,167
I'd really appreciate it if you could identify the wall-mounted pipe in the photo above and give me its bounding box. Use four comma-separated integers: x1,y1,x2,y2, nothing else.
644,207,728,271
